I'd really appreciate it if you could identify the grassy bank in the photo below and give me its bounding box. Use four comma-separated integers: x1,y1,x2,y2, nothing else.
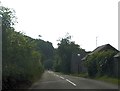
54,71,119,85
94,76,119,85
71,73,119,85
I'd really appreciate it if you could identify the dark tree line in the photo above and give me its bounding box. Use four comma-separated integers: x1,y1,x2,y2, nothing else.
53,34,85,74
34,39,54,69
1,6,54,89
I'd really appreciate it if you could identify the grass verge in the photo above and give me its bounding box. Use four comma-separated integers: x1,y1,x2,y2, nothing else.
73,73,119,85
54,71,119,85
94,76,119,85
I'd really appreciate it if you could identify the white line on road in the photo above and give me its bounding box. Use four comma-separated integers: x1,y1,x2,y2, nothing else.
48,71,76,87
66,79,76,87
48,71,53,74
59,76,65,80
56,75,59,77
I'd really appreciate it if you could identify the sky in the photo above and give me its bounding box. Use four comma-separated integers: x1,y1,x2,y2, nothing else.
0,0,119,51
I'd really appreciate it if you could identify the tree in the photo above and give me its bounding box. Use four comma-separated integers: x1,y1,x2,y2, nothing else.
34,39,54,69
53,34,85,73
1,6,44,89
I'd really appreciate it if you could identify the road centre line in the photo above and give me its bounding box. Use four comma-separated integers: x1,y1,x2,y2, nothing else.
56,75,59,77
48,71,76,87
66,79,76,87
59,76,65,80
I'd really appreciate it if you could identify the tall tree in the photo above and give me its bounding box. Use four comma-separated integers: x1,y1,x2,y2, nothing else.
34,39,54,69
53,34,85,73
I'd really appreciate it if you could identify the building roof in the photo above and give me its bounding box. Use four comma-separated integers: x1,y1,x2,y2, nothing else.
114,52,120,58
81,44,119,61
90,44,119,55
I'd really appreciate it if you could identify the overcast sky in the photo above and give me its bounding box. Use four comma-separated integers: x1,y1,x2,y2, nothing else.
1,0,119,51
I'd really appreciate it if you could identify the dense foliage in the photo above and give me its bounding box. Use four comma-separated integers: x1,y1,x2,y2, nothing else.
34,39,54,69
84,50,118,77
53,34,85,74
1,6,53,89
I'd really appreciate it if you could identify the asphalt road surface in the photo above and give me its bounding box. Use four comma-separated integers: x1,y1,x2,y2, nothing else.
29,70,118,89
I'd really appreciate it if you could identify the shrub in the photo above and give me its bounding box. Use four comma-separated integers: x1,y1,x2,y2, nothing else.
85,50,117,77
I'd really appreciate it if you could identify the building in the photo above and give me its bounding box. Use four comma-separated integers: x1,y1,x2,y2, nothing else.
82,44,119,77
83,44,119,59
90,44,118,55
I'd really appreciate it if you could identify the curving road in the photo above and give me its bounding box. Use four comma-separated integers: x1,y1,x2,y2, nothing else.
29,70,118,89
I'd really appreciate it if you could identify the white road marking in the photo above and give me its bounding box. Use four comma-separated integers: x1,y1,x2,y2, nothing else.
52,73,64,80
59,76,65,80
48,71,76,87
56,75,59,77
48,71,54,74
66,79,76,87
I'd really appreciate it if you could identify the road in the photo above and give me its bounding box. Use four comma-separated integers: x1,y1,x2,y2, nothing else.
29,70,118,89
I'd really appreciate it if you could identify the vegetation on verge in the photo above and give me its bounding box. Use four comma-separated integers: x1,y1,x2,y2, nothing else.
1,6,54,89
94,76,119,85
84,50,118,77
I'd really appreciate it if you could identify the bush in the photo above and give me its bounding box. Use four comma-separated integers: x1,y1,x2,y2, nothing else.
1,6,44,89
2,31,45,89
85,50,118,77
